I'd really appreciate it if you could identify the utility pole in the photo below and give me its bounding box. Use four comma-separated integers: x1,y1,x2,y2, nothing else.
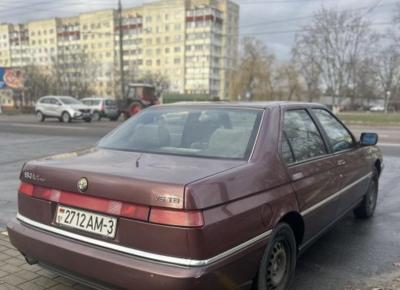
118,0,125,99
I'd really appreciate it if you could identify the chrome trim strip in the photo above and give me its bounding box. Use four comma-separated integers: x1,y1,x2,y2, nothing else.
301,172,372,216
16,213,271,267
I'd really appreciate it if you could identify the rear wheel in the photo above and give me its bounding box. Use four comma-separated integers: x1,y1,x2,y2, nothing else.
36,111,45,122
62,112,71,123
92,111,101,121
257,223,296,290
109,115,119,121
354,171,378,219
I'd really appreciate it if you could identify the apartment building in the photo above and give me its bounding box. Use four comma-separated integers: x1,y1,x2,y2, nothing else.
0,0,239,99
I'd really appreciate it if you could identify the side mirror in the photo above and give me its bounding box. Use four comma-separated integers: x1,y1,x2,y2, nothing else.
360,132,378,146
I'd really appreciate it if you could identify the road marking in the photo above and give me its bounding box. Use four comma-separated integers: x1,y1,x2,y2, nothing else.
9,123,89,130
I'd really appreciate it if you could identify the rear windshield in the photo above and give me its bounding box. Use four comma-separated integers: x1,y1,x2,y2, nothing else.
105,99,116,106
98,107,263,160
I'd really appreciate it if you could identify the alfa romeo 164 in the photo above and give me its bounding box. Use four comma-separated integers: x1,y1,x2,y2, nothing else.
8,102,382,290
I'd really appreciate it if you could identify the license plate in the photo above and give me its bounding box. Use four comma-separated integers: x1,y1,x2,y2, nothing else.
55,206,117,238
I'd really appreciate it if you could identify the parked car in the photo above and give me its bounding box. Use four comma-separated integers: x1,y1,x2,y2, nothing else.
81,97,120,121
369,105,385,112
35,96,92,123
8,102,383,290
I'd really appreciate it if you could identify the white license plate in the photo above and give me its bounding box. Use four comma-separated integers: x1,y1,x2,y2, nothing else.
55,206,117,238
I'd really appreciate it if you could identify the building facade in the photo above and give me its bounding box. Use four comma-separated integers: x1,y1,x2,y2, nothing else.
0,0,239,99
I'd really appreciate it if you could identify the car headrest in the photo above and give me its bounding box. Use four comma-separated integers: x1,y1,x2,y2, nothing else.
131,124,170,148
207,128,252,158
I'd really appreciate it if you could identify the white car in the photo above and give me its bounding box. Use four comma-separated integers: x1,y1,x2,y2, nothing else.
81,97,120,121
369,105,384,112
35,96,92,123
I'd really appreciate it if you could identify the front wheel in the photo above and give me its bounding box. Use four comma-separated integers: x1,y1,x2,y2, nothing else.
62,112,71,123
257,223,296,290
354,172,378,219
36,111,45,122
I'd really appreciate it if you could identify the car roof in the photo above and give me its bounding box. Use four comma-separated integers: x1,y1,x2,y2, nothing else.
82,97,110,100
40,96,72,99
160,101,327,110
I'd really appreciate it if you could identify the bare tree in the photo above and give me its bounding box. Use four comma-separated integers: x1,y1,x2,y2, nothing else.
23,65,57,103
292,43,321,102
230,37,275,101
293,8,372,107
353,57,379,108
374,42,400,111
275,63,304,101
52,49,97,98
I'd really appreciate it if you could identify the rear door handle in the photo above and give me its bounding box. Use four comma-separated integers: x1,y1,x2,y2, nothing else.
337,160,346,166
292,172,304,181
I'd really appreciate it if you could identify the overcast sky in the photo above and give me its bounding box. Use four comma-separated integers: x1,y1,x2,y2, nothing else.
0,0,396,60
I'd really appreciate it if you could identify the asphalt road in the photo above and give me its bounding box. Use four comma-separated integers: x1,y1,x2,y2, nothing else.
0,114,400,290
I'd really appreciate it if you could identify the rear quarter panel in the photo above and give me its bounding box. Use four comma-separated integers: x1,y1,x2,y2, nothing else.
185,106,300,258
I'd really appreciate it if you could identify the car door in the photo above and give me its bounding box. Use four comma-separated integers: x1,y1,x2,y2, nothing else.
46,98,59,117
281,108,344,244
311,108,372,214
38,98,51,116
52,98,63,118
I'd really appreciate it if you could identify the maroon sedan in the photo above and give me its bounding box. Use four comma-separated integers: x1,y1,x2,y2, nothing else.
7,102,382,290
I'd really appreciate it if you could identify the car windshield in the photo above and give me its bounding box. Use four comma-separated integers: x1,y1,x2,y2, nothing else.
59,97,82,105
98,107,263,160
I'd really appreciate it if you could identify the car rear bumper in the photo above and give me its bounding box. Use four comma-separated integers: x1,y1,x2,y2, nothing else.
7,217,267,290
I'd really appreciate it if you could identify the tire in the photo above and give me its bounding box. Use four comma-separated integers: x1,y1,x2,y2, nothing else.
92,111,101,121
62,112,71,123
84,118,92,123
353,170,379,219
36,111,45,122
109,115,119,121
129,101,143,117
257,223,297,290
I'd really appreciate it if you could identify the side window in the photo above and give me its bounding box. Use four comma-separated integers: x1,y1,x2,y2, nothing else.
283,109,327,163
50,98,58,105
40,98,49,104
313,109,354,153
282,132,295,164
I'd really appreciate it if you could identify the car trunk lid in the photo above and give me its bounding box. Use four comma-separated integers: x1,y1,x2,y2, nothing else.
21,147,245,209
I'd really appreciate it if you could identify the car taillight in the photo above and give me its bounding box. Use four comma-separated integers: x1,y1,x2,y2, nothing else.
18,182,149,221
19,182,204,227
19,182,34,196
149,208,204,227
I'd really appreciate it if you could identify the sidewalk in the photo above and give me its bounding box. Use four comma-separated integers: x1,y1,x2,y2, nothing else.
0,229,92,290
